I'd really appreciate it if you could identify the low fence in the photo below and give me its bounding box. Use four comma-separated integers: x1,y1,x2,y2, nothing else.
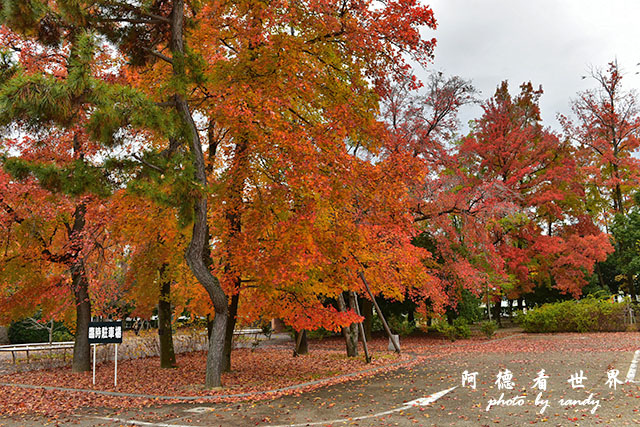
0,341,74,364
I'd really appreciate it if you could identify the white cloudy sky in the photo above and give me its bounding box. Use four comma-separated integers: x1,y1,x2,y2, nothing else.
420,0,640,130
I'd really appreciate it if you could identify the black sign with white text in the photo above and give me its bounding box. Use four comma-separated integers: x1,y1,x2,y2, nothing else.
88,321,123,344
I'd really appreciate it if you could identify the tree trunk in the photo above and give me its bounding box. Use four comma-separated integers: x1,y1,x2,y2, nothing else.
170,0,228,388
492,301,501,326
158,267,176,369
338,293,358,357
612,162,624,215
70,202,90,373
294,330,308,355
71,264,91,373
596,263,606,290
222,291,239,372
360,297,373,341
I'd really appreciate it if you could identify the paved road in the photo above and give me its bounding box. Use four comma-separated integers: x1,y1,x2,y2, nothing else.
2,334,640,426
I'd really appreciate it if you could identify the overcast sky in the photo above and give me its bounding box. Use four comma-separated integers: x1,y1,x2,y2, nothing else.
420,0,640,131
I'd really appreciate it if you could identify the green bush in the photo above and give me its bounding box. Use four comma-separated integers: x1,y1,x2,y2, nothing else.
8,320,49,344
453,317,471,338
434,321,457,341
52,330,74,342
480,320,498,338
520,297,628,333
388,314,415,336
8,317,72,344
434,318,470,341
454,289,484,323
371,312,384,333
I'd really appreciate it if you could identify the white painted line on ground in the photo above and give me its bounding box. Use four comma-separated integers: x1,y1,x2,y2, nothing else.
81,386,457,427
626,349,640,383
183,407,214,413
82,416,196,427
266,385,458,427
83,386,457,427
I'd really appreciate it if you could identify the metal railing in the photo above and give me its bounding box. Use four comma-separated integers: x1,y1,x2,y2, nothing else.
0,341,74,364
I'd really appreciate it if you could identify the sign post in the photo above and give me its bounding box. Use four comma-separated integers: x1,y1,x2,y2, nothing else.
88,321,123,387
114,343,118,387
92,344,97,385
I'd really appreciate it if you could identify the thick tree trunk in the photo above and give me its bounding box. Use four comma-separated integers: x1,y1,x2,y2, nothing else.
71,264,91,373
222,291,239,372
360,297,373,341
158,268,176,369
338,293,358,357
70,202,90,373
169,0,228,388
294,330,308,355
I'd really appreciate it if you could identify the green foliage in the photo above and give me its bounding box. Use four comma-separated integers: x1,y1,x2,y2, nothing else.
611,198,640,295
8,317,71,344
434,317,470,341
52,329,74,342
452,317,471,338
434,321,457,341
371,312,383,333
451,289,483,323
480,320,498,338
8,320,48,344
520,297,629,333
260,322,273,339
387,314,415,336
0,1,52,43
3,157,112,197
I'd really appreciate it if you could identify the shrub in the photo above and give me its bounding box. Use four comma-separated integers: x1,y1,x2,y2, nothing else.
260,322,273,339
8,320,49,344
520,297,628,333
480,320,498,338
452,317,471,339
8,318,72,344
434,321,457,341
52,330,74,342
388,314,415,336
434,318,470,341
454,289,484,323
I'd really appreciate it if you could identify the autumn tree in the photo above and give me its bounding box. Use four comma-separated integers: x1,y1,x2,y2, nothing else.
380,72,491,318
3,0,440,384
563,62,640,298
107,192,199,369
0,3,163,371
0,27,106,373
457,82,611,305
565,62,640,219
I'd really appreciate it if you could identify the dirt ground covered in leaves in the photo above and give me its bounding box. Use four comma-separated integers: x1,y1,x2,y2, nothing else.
1,330,639,419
